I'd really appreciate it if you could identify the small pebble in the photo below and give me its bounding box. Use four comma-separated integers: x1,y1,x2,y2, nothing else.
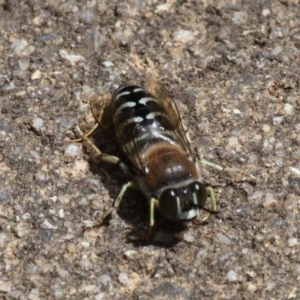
95,292,105,300
31,70,42,80
288,238,298,247
262,8,270,17
262,124,270,132
232,11,247,25
226,270,238,282
263,192,277,209
59,49,85,66
0,281,12,293
266,280,276,291
118,272,129,285
79,257,92,270
78,9,95,24
28,288,40,300
183,231,195,243
22,45,35,56
64,143,82,162
283,103,293,115
273,116,283,126
283,194,298,210
30,117,45,135
248,190,264,202
124,250,138,260
173,30,195,43
215,233,232,244
18,58,30,71
11,38,28,53
99,274,112,285
102,61,114,67
13,222,29,238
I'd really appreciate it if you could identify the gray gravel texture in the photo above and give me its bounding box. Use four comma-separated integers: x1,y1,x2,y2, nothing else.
0,0,300,299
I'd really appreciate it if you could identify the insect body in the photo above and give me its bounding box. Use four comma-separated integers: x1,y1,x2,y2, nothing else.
76,77,217,236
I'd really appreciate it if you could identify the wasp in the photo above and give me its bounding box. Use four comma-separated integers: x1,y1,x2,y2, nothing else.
74,77,217,237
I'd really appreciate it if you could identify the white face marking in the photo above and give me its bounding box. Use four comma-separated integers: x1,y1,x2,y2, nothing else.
116,90,131,100
133,88,143,93
139,97,159,105
180,208,198,220
146,112,164,119
115,101,136,115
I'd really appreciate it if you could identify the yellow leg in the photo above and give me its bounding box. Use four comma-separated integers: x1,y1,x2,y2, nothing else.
69,123,99,143
195,186,217,224
87,181,137,230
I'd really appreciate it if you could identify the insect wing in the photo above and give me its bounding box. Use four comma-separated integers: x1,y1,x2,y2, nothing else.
144,77,192,155
90,93,112,125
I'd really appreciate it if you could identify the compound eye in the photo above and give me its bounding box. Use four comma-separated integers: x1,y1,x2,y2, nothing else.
191,182,207,208
158,189,179,221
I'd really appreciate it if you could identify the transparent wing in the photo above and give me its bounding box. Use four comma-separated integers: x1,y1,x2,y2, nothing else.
90,93,112,125
144,76,193,155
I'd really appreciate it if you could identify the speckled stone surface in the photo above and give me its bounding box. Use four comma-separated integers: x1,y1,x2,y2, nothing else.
0,1,299,299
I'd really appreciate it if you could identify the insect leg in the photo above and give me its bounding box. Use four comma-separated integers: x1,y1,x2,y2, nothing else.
75,125,120,165
129,197,158,241
70,123,99,143
200,159,223,171
200,159,256,183
194,186,217,224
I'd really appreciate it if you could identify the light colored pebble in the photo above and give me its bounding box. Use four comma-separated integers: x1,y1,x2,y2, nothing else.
263,192,277,209
30,117,45,135
79,257,92,269
0,281,12,292
266,280,276,291
118,272,129,285
284,103,293,115
124,250,138,260
283,194,300,210
81,241,90,248
226,270,238,282
232,11,247,25
248,190,264,202
183,231,195,243
18,58,30,71
288,238,298,247
99,274,112,284
272,45,282,56
13,222,29,238
95,292,106,300
173,30,195,43
262,9,270,16
262,124,270,132
11,38,28,53
31,70,42,80
41,219,57,230
273,116,283,126
59,49,85,66
225,136,239,151
27,288,40,300
102,60,114,67
64,143,82,162
215,233,232,244
22,45,35,55
289,167,300,175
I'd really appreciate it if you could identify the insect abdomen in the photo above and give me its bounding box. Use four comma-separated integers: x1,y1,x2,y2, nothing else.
112,85,182,166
